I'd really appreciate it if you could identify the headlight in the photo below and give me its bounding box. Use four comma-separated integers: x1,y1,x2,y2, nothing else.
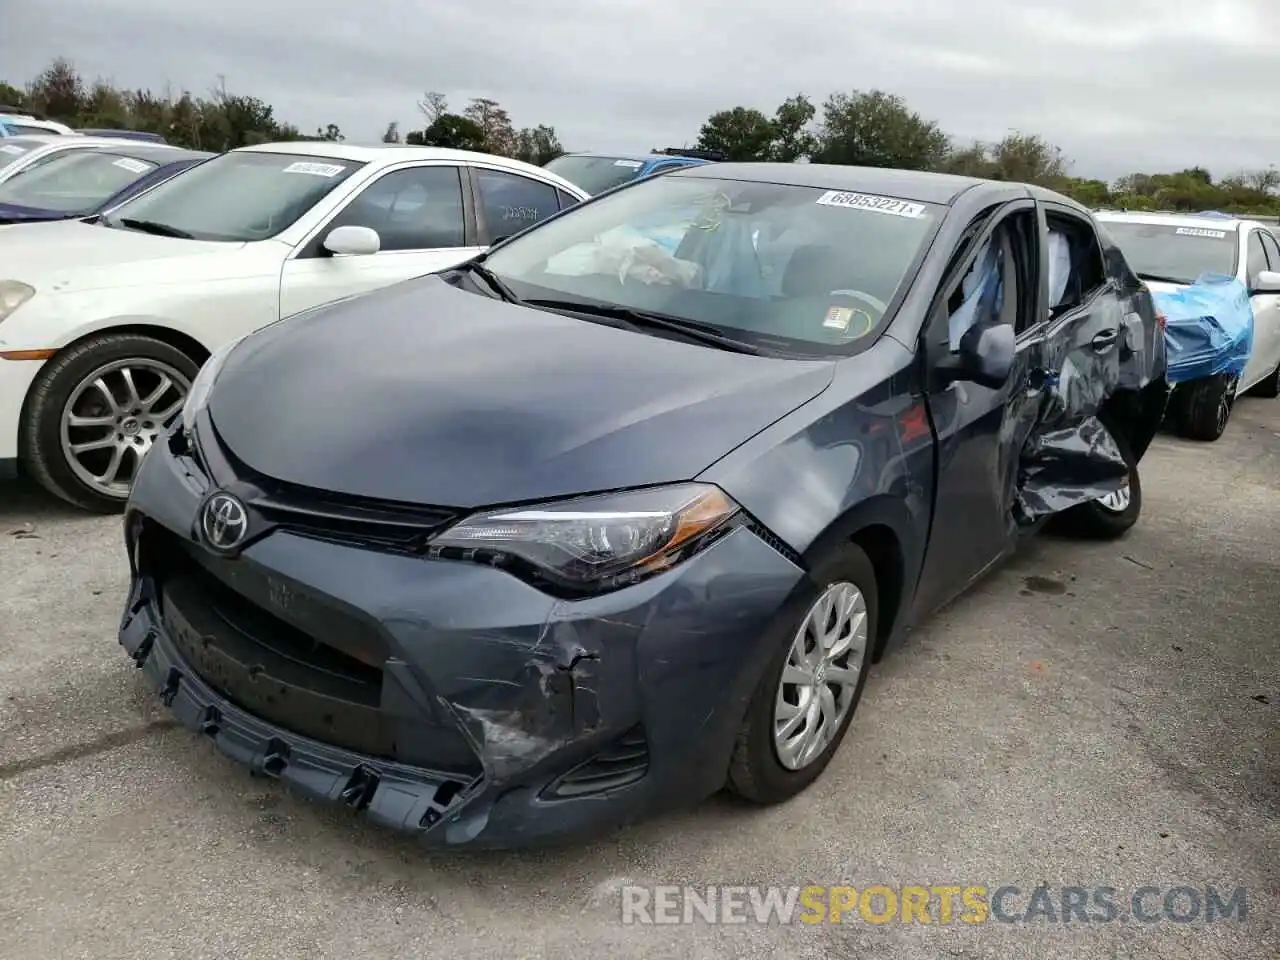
180,337,243,434
0,280,35,325
431,483,741,592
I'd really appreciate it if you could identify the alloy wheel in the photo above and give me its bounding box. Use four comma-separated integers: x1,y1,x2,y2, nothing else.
58,358,190,500
1096,482,1131,514
772,581,868,771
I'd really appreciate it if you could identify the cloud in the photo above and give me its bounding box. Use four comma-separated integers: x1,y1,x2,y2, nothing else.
6,0,1278,181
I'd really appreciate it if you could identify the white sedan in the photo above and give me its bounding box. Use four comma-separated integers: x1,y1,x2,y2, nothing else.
0,142,590,510
0,134,175,185
1097,210,1280,440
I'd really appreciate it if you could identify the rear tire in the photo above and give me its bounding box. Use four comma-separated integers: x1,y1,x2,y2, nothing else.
1248,362,1280,399
1174,374,1235,442
727,545,878,804
20,333,198,513
1053,429,1142,540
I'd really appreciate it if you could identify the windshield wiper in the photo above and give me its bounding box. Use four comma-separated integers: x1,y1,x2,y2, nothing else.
1137,272,1192,286
456,260,521,303
523,298,762,355
115,217,195,239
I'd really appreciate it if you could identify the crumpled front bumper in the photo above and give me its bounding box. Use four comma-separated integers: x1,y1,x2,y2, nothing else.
119,428,807,848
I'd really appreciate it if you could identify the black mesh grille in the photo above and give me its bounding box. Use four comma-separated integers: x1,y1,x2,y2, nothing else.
544,726,649,799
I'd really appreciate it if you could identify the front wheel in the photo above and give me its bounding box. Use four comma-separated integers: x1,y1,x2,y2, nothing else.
1174,374,1235,442
726,545,878,804
20,333,198,512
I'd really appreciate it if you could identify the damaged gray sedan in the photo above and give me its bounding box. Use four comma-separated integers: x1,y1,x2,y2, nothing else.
118,164,1169,847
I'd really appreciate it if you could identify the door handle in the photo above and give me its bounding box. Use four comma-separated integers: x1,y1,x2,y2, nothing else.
1091,329,1118,351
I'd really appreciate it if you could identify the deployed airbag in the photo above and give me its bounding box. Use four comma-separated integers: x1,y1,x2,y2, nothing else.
1150,274,1254,384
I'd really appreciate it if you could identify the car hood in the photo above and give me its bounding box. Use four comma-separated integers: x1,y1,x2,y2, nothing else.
209,276,836,507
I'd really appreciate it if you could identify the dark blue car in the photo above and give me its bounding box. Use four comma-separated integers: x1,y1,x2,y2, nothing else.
119,164,1169,848
0,144,211,224
544,148,721,196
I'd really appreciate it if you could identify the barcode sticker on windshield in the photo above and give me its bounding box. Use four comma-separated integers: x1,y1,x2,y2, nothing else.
0,145,24,155
815,190,926,219
281,161,346,178
1175,227,1227,238
613,160,643,168
112,157,151,174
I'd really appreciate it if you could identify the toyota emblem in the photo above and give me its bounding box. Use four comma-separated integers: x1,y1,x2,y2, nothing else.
201,492,249,552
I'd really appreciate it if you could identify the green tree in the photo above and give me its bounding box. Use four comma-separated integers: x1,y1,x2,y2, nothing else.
513,125,564,165
770,94,817,161
26,57,85,121
463,97,515,155
314,123,343,141
407,113,488,151
813,90,950,170
694,106,776,161
381,121,401,143
986,133,1068,185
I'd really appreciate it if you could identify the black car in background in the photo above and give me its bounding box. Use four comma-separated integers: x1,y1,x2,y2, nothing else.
120,164,1169,847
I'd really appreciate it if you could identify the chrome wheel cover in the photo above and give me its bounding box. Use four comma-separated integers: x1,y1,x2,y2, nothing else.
1096,483,1131,513
772,581,868,771
59,358,190,499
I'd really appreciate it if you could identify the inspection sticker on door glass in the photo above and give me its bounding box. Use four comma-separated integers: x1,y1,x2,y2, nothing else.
815,190,926,219
1175,227,1226,238
0,145,24,155
613,159,644,168
112,157,151,174
281,161,346,177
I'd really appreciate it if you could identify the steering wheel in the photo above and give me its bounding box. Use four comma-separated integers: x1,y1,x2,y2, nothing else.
830,288,889,315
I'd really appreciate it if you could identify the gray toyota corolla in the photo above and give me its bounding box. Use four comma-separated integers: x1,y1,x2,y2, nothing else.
119,163,1168,847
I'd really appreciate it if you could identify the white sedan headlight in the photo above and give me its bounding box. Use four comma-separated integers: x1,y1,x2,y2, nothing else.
431,483,741,592
0,281,35,325
180,337,244,434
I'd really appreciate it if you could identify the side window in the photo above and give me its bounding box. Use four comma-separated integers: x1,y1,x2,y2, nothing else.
1259,231,1280,273
475,169,559,241
945,210,1036,349
556,188,581,211
1246,230,1269,284
1045,211,1107,315
326,165,465,251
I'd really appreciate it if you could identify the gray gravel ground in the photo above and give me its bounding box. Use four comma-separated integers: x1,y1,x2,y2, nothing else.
1,402,1277,960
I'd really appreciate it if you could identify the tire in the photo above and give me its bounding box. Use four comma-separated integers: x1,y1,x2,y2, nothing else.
20,333,199,513
1174,374,1235,442
1248,362,1280,399
726,544,878,804
1052,429,1142,540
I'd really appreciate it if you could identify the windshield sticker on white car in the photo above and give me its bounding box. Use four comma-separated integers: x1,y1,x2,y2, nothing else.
613,159,644,168
1175,227,1227,239
281,161,346,178
112,157,152,174
815,190,926,219
0,145,25,155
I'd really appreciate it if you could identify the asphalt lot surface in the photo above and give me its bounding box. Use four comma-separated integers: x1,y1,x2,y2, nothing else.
1,403,1277,960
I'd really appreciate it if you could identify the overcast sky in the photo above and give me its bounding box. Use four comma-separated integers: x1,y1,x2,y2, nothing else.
6,0,1278,182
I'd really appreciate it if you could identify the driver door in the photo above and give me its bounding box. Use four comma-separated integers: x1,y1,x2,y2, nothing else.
911,200,1044,619
278,163,483,319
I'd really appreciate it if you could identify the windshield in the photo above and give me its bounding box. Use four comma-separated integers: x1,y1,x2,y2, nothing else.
104,150,364,242
0,137,41,173
0,150,159,212
543,155,649,195
482,174,941,354
1101,220,1238,284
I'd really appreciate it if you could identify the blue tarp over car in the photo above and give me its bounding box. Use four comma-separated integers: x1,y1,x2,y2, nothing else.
1150,273,1254,384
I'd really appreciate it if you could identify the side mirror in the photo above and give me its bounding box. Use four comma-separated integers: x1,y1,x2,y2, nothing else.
323,225,380,257
936,323,1016,390
1250,270,1280,295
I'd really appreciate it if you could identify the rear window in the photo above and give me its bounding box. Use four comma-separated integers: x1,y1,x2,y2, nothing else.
542,155,648,195
1101,220,1238,285
483,174,942,355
